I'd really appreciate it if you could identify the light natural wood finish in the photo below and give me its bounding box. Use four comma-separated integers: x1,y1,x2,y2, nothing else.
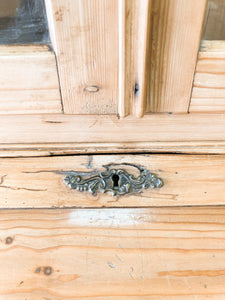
203,0,225,40
119,0,151,118
118,0,126,117
0,114,224,145
200,40,225,52
3,296,224,300
48,0,118,114
190,41,225,113
146,0,207,113
1,206,225,298
0,45,61,114
0,141,225,157
0,154,224,208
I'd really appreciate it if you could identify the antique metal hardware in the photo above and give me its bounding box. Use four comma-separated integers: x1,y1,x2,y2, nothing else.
63,163,163,196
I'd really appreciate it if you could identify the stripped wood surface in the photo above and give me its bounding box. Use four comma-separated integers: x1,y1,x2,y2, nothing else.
2,296,225,300
48,0,118,114
0,154,224,208
119,0,151,117
0,114,224,144
1,207,225,298
0,45,61,114
0,141,224,157
190,41,225,113
146,0,206,113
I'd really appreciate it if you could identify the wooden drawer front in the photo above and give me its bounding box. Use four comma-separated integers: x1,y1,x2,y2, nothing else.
0,154,224,208
1,207,225,298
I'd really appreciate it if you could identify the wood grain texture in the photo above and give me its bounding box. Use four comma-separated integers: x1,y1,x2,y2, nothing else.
146,0,207,113
48,0,118,114
2,297,225,300
0,154,224,208
0,141,225,157
2,296,224,300
1,207,225,298
119,0,151,118
0,114,224,144
190,41,225,113
0,45,61,114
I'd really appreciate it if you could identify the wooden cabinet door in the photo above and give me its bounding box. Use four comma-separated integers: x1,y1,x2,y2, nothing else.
0,0,224,155
1,2,225,298
0,0,223,155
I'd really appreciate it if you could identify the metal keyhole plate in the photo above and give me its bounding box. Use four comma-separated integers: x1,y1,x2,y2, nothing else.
63,163,164,196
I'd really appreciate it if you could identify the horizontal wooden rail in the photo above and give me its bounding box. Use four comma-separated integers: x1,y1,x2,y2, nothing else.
0,114,224,145
0,154,224,208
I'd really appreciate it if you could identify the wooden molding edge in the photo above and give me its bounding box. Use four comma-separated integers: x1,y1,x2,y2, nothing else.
0,113,224,155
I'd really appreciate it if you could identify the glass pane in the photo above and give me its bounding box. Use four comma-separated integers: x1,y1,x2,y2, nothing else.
0,0,50,44
203,0,225,40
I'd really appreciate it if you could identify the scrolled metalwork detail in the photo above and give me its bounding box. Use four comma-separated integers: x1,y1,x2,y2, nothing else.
63,163,163,196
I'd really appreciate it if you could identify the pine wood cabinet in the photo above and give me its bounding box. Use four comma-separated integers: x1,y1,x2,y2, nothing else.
0,0,224,154
0,0,225,298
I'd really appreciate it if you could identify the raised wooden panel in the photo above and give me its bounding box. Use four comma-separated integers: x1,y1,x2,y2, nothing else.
48,0,118,114
146,0,207,113
0,154,224,208
0,45,62,114
190,41,225,113
1,207,225,298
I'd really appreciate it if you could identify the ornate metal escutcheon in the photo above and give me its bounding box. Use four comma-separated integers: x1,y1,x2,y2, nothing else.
63,163,163,196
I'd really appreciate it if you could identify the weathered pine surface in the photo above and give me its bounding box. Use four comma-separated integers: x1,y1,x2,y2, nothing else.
1,207,225,298
0,114,224,144
146,0,206,113
190,41,225,113
48,0,119,114
119,0,151,118
47,0,207,115
0,141,225,157
0,154,224,208
0,45,61,114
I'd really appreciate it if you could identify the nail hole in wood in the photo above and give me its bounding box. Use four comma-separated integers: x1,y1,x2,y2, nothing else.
134,83,139,95
84,85,100,93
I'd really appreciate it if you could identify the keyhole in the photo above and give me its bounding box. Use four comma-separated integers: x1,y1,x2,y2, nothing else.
112,174,119,188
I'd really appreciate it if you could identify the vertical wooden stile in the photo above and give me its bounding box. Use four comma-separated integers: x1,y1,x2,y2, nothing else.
146,0,207,113
118,0,151,118
46,0,119,115
118,0,127,117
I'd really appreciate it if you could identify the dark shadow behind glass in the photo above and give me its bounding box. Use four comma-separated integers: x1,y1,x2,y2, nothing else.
202,0,225,41
0,0,50,44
